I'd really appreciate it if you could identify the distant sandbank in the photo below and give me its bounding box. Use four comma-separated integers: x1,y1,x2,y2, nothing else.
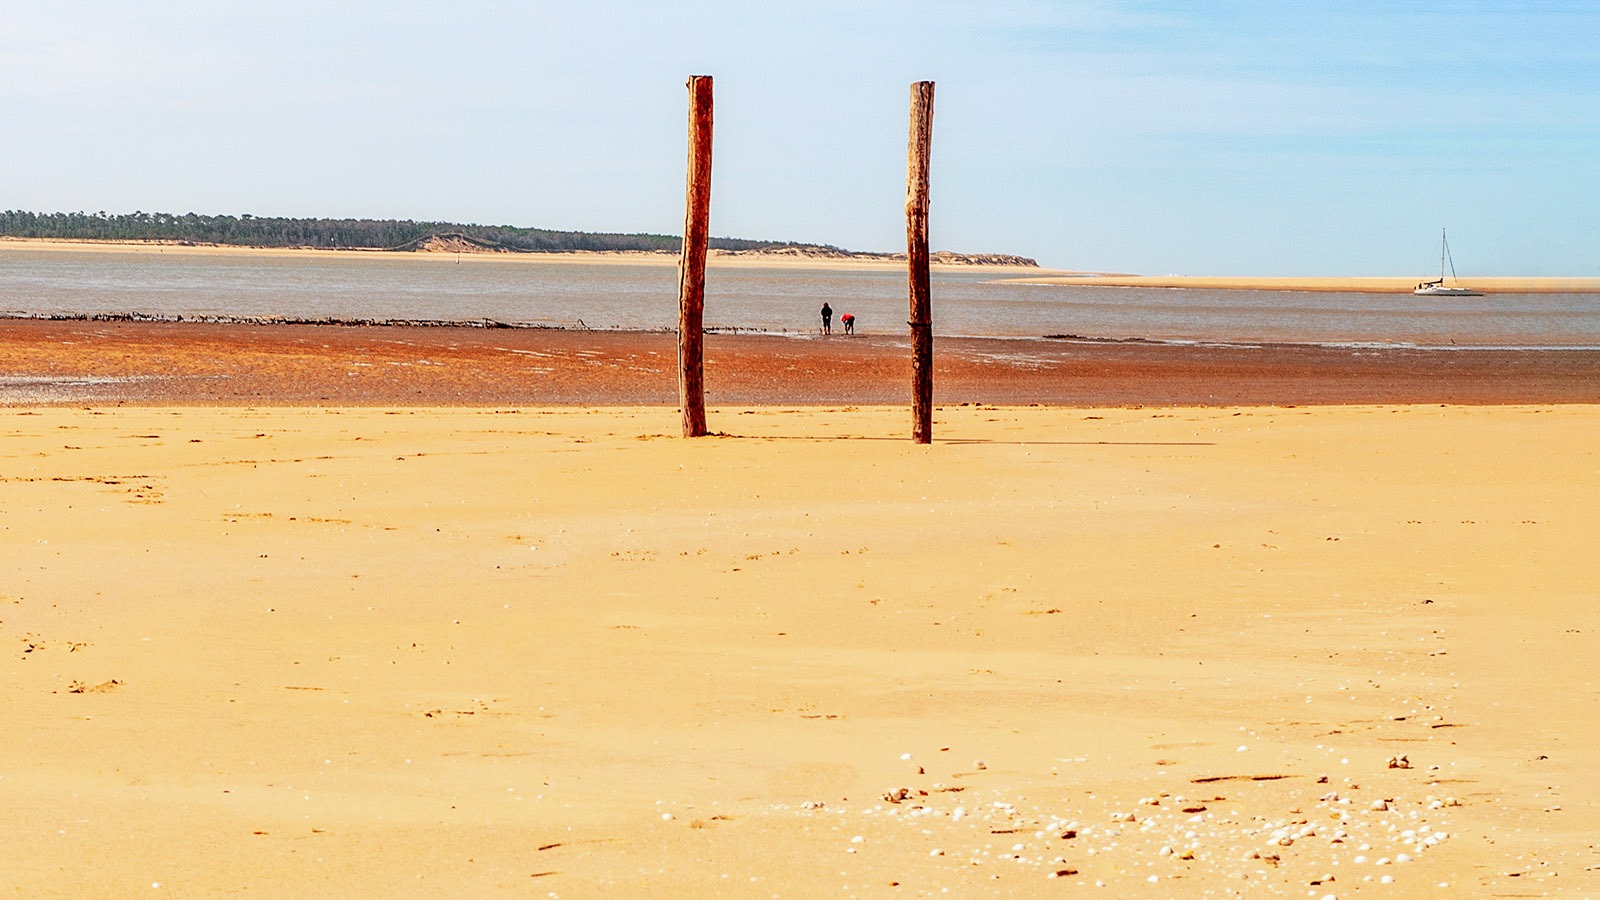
1018,272,1600,294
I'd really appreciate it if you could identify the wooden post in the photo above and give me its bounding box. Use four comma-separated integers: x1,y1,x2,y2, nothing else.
906,81,935,444
678,75,713,437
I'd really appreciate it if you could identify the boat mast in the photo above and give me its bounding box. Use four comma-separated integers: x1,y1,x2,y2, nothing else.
1443,228,1460,284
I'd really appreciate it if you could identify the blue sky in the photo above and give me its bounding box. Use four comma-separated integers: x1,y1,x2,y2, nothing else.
4,1,1596,274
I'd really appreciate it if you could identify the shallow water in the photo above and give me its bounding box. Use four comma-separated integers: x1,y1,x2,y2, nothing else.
2,247,1597,348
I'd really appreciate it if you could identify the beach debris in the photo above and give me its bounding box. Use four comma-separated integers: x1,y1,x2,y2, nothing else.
1386,755,1411,769
65,678,121,694
778,739,1460,892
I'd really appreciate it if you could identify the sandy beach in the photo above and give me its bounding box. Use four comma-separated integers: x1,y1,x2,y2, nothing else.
4,401,1597,898
3,320,1598,897
8,0,1600,891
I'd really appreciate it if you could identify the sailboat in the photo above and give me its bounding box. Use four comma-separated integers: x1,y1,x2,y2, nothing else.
1414,228,1483,296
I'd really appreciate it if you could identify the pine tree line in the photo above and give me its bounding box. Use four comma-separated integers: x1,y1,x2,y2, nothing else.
0,210,831,254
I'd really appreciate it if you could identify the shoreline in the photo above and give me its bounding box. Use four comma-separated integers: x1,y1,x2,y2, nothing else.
9,310,1599,351
4,317,1596,407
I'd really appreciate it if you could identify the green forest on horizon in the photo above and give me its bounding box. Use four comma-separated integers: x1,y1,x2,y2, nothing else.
0,210,839,254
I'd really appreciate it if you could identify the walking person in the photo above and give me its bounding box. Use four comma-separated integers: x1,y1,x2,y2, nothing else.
820,302,832,334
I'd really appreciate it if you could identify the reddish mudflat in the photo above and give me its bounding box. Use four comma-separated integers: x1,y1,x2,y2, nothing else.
3,318,1597,406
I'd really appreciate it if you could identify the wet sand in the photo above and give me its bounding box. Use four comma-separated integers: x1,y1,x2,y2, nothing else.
3,318,1597,407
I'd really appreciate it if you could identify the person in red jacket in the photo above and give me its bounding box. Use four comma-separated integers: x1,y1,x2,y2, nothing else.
840,312,855,335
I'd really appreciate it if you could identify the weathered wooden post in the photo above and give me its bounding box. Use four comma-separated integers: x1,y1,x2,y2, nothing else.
678,75,714,437
906,81,935,444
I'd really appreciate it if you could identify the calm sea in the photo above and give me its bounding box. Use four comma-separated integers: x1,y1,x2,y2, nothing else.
3,246,1598,349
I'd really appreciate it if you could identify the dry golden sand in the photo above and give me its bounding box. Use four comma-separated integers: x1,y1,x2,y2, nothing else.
4,403,1598,897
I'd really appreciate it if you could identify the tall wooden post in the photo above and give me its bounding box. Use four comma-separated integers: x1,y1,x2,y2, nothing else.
906,81,935,444
678,75,713,437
